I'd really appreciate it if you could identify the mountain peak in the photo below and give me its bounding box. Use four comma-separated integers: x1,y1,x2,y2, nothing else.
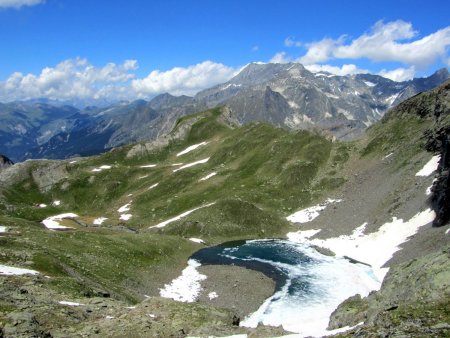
429,67,450,81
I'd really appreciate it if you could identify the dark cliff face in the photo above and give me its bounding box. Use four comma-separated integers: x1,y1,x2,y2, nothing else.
383,79,450,227
0,154,14,170
399,80,450,227
430,133,450,227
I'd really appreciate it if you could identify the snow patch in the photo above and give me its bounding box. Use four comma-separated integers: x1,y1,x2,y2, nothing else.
364,81,376,87
286,229,322,242
92,165,112,172
149,183,159,190
426,178,437,196
93,217,108,225
59,301,84,306
177,142,208,157
160,259,207,302
415,155,441,176
288,101,299,109
0,226,7,233
150,203,216,229
69,160,77,164
39,203,47,208
383,152,393,160
314,72,334,78
208,291,218,300
0,265,39,276
118,202,132,213
325,92,339,99
173,158,210,172
52,200,61,206
42,213,78,230
386,93,400,105
140,164,156,168
199,172,217,181
222,83,242,90
138,175,148,179
172,163,183,166
120,214,132,221
338,109,355,120
287,208,436,282
189,238,204,244
286,199,342,224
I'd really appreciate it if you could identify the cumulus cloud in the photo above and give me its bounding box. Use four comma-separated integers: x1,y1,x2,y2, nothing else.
0,58,137,102
270,52,290,64
297,20,450,68
305,63,368,76
132,61,237,97
0,0,44,9
298,37,343,65
0,59,239,102
378,66,416,81
284,37,302,47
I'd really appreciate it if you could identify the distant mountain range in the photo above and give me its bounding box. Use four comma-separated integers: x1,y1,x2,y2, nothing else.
1,63,449,162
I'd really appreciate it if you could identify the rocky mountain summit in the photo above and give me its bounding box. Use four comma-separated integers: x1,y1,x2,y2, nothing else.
1,64,448,162
195,63,449,138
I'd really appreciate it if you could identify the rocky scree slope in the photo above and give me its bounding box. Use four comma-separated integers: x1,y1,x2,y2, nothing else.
325,80,450,337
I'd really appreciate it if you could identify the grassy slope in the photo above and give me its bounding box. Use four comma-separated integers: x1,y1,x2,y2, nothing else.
0,107,346,310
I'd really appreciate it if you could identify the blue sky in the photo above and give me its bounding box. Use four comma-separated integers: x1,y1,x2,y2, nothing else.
0,0,449,102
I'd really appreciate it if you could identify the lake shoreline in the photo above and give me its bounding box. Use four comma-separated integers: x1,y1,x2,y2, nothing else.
196,264,276,320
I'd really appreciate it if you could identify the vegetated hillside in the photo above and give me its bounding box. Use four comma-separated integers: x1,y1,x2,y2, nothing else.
0,79,449,337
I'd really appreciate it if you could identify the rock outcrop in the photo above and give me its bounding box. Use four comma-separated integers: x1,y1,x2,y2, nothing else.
0,154,14,171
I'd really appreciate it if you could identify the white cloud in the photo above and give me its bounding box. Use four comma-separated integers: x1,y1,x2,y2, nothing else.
378,66,416,82
0,59,238,102
297,20,450,68
334,21,450,68
270,52,290,64
298,37,345,65
284,37,302,47
0,58,137,102
132,61,237,97
0,0,44,9
305,63,368,76
251,45,259,52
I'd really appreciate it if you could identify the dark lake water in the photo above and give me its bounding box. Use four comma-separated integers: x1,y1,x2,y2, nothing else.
190,239,379,336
